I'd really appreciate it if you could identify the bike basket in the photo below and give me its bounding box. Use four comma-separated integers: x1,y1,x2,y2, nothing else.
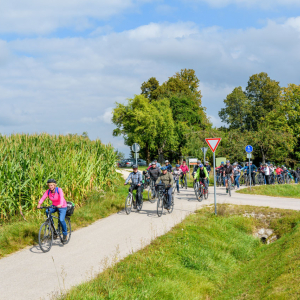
66,201,75,216
157,183,166,190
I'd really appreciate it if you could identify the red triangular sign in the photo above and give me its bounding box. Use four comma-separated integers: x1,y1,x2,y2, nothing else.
205,138,222,153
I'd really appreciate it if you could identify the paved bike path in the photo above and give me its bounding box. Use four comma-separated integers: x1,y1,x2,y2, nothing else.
1,177,300,299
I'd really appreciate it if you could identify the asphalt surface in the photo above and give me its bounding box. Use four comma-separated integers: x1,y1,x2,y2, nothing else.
1,170,300,300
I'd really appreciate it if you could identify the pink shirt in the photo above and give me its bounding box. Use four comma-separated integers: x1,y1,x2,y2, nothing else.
180,165,189,174
38,188,67,208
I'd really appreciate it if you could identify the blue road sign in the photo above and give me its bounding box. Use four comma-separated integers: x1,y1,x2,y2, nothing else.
245,145,253,153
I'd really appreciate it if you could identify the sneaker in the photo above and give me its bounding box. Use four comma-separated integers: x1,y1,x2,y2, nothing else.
63,235,68,243
177,190,180,193
226,189,228,193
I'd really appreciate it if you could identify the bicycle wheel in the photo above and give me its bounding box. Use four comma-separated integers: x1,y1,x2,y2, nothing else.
197,185,203,202
125,194,133,215
228,179,231,197
181,179,184,189
204,186,209,199
39,221,53,253
137,194,143,212
148,185,156,203
157,195,164,217
194,181,199,198
168,194,174,214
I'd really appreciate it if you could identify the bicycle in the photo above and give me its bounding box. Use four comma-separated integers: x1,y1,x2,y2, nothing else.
125,184,143,215
148,179,157,203
257,173,264,185
277,174,284,184
216,173,223,187
180,173,187,189
225,175,232,197
156,183,174,217
194,180,199,198
38,206,71,253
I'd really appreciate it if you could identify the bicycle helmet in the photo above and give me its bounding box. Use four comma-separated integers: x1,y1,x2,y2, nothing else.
199,164,204,168
165,160,169,163
151,161,156,165
176,164,180,167
221,161,224,165
132,164,138,169
197,160,201,163
161,166,167,171
47,179,57,184
226,160,230,163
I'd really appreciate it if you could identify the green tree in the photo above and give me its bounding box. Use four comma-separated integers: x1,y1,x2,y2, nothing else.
218,87,251,131
141,77,160,101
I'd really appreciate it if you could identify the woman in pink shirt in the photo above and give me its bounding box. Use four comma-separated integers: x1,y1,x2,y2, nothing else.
180,161,189,189
37,179,68,242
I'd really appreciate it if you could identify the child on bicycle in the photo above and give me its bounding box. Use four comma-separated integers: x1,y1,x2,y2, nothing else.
37,179,68,243
124,165,143,208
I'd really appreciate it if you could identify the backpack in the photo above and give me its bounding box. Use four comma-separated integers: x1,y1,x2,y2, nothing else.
48,188,75,216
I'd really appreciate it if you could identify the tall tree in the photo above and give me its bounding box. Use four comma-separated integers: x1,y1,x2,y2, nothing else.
218,87,251,131
140,77,160,101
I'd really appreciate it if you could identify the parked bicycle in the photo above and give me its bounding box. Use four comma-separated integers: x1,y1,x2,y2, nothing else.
125,183,143,215
156,183,174,217
38,206,72,253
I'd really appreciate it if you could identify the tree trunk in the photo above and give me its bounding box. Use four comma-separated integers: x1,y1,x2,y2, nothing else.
145,142,150,164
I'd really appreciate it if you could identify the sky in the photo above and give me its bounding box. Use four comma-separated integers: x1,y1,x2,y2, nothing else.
1,0,300,156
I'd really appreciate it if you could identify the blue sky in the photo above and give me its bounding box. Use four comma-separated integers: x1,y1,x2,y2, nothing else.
1,0,300,155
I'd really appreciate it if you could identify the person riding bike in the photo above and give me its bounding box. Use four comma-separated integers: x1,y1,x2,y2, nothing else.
165,160,173,172
216,162,225,186
223,160,234,193
148,161,161,197
192,160,202,178
124,165,143,208
194,164,209,192
233,162,241,189
37,179,69,243
155,166,174,210
180,161,189,188
172,164,183,193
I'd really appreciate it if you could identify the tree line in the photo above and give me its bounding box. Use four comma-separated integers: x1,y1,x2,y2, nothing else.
112,70,299,166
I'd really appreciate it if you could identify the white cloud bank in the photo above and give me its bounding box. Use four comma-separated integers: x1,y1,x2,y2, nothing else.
1,18,300,152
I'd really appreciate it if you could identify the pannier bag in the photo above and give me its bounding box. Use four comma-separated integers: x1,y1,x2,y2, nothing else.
66,201,75,216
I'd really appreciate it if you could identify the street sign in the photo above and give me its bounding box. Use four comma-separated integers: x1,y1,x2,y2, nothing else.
205,138,222,216
189,158,198,165
205,138,222,153
245,145,253,153
201,147,208,154
247,153,252,159
134,153,139,159
131,143,140,153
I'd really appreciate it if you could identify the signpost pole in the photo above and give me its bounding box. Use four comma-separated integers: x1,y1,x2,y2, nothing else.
204,151,206,164
249,155,251,191
213,151,217,215
136,150,137,166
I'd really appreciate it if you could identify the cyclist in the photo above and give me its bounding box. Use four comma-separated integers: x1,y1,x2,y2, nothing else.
172,164,183,193
165,160,173,172
216,162,225,186
248,161,257,186
192,160,202,178
124,165,143,208
205,161,211,185
223,160,234,193
194,164,209,192
156,166,174,210
275,166,283,183
233,163,241,189
180,161,189,189
37,179,68,243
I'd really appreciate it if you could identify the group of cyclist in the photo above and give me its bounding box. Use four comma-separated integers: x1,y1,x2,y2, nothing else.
216,161,300,188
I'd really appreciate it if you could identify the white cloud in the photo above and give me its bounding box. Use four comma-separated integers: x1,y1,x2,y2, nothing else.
1,18,300,151
0,0,153,34
191,0,300,8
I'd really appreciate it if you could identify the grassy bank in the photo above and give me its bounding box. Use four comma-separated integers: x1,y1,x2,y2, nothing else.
0,178,131,258
237,184,300,199
61,205,300,300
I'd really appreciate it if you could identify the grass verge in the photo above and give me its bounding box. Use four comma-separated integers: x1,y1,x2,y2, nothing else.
0,177,147,258
237,184,300,199
60,204,300,300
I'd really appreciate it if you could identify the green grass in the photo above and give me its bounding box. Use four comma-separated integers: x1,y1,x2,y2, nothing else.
237,184,300,199
0,178,148,258
61,205,300,300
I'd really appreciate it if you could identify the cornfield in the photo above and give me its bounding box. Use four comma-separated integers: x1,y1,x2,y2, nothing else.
0,133,118,220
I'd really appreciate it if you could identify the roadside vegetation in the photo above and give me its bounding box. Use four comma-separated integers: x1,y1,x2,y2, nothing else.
237,184,300,199
60,204,300,300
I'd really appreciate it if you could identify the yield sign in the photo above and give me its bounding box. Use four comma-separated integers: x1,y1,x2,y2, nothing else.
205,138,222,153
